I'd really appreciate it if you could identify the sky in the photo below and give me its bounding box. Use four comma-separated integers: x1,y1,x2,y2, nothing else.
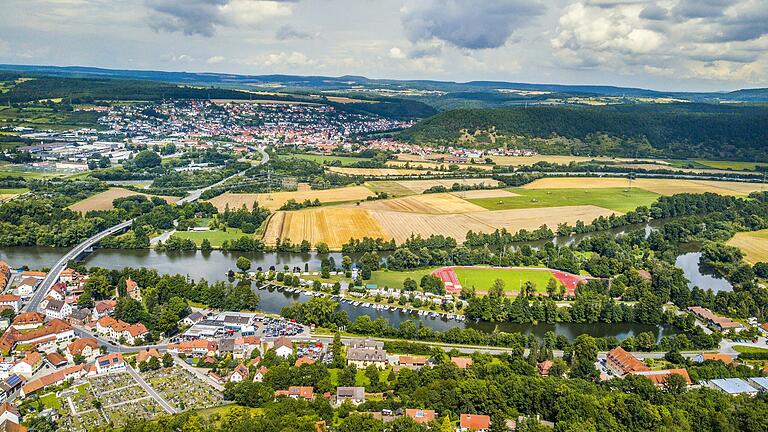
1,0,767,92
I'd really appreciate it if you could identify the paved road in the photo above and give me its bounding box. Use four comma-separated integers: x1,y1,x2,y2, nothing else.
126,363,177,414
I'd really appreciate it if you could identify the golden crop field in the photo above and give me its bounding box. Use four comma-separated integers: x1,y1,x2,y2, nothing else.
392,178,503,194
368,205,615,243
208,186,374,211
68,188,176,213
0,193,19,202
727,229,768,264
614,163,750,175
327,167,425,176
356,193,487,214
262,208,391,249
523,177,767,196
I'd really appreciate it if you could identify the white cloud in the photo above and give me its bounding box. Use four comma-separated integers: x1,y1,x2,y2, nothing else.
207,55,225,64
388,47,406,59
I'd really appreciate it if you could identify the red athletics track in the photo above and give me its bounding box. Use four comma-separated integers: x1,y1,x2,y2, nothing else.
432,266,587,297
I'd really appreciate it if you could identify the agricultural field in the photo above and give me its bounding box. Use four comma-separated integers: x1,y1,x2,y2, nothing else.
379,178,502,194
452,267,559,293
262,208,391,249
456,189,519,199
287,153,368,166
367,205,613,244
0,105,101,130
727,229,768,264
694,160,768,171
68,187,176,213
0,187,26,201
468,187,659,213
208,186,373,211
356,192,487,214
385,160,493,171
327,166,425,176
523,177,768,196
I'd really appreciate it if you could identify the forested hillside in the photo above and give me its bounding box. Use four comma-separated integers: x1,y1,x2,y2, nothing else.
401,104,768,161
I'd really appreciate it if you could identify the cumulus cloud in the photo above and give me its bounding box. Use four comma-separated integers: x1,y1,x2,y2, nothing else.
639,3,668,20
146,0,294,37
401,0,545,49
207,55,225,64
388,47,406,59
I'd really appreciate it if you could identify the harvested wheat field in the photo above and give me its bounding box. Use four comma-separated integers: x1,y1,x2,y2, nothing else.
356,193,487,214
369,205,615,243
386,160,493,171
523,177,767,196
68,188,176,213
727,229,768,264
208,186,374,211
262,208,391,249
327,167,425,176
394,178,503,194
453,189,519,199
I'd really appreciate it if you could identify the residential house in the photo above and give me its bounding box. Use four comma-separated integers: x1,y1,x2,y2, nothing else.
44,299,73,320
167,340,218,357
68,308,91,326
0,296,20,314
230,364,249,382
47,284,66,302
405,409,436,424
11,312,45,331
295,356,316,367
273,336,293,358
253,366,268,383
181,311,205,327
45,353,67,368
605,347,649,377
0,262,9,294
136,349,161,365
694,353,734,365
95,353,125,374
346,347,388,369
537,360,553,377
15,278,38,299
0,319,75,354
460,414,491,432
21,364,86,397
398,356,427,369
59,268,79,285
11,352,43,379
335,387,365,405
687,306,744,332
0,402,26,432
125,277,142,301
345,338,384,350
631,369,692,387
275,386,314,400
66,338,99,361
122,323,149,345
95,316,125,340
91,300,117,320
451,357,473,369
0,375,23,402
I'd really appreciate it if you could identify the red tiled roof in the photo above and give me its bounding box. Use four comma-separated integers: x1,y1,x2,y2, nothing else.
405,409,436,424
451,357,473,369
606,347,650,375
460,414,491,430
67,338,99,356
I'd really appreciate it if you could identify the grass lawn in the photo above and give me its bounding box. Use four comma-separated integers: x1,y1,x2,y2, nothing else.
354,368,391,387
0,170,64,179
173,228,251,248
467,187,659,213
454,267,559,293
694,160,768,171
289,153,368,166
0,187,27,194
733,345,768,354
368,268,438,289
40,392,62,410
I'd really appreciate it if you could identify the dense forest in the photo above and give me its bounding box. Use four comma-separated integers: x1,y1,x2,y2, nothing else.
401,104,768,161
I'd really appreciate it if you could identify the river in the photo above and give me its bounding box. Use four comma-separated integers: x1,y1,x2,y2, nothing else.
0,246,682,341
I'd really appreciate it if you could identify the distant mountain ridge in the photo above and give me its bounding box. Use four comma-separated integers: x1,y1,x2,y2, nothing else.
1,63,766,102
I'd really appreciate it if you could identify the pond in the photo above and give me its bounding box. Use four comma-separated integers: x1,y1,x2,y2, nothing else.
674,252,733,293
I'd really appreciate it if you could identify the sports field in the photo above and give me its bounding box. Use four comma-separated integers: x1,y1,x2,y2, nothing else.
468,187,659,213
727,229,768,264
452,267,558,293
262,208,391,249
68,188,176,213
523,177,767,196
208,186,373,211
368,268,438,289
